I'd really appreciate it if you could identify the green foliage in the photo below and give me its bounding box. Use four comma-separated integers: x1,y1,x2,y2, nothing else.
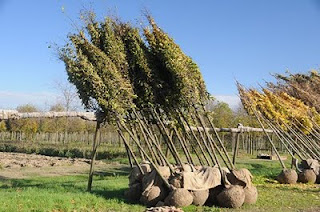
16,104,39,113
7,104,40,138
0,141,127,160
270,70,320,112
144,16,208,112
207,102,234,127
118,23,156,109
0,121,6,132
59,12,209,123
60,19,136,122
50,103,65,112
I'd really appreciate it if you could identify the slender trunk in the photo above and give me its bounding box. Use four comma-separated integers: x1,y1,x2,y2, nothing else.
179,111,211,166
203,107,234,169
252,110,286,169
117,120,173,190
118,129,143,174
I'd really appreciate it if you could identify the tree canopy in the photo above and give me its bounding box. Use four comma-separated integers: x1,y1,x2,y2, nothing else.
59,12,209,123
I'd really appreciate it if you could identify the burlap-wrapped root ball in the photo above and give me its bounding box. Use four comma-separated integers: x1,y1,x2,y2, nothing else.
164,188,193,207
243,185,258,205
191,189,209,206
206,185,224,206
129,163,152,185
217,185,245,208
124,183,142,202
227,168,252,187
277,169,298,184
140,185,167,207
298,169,317,184
158,166,171,180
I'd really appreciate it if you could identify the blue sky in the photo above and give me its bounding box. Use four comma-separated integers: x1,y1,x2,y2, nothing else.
1,0,320,109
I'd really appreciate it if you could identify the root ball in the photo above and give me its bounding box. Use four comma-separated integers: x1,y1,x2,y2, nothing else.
243,185,258,205
164,188,193,207
298,169,317,184
191,189,209,206
140,185,166,207
217,185,245,208
277,169,298,184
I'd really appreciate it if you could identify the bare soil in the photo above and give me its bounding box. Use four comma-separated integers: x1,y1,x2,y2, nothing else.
0,152,125,179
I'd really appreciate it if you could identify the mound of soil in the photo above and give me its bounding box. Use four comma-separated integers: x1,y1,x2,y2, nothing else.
164,188,193,207
217,185,245,208
298,169,317,184
243,185,258,204
191,189,209,206
277,169,298,184
0,152,92,169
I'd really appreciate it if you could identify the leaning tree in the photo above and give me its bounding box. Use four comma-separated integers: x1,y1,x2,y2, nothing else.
58,12,213,191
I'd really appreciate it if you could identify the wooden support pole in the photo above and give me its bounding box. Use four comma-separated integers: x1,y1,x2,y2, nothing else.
87,121,101,192
232,132,240,165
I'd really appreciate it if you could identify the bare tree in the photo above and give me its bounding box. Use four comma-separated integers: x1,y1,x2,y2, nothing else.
52,79,83,111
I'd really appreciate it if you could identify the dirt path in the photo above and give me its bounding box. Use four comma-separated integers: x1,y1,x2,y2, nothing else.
0,152,128,179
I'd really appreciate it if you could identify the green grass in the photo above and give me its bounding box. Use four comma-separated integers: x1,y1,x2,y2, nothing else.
0,155,319,212
0,175,144,212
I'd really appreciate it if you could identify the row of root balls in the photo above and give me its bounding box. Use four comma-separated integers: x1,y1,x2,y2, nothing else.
125,164,258,209
277,168,320,184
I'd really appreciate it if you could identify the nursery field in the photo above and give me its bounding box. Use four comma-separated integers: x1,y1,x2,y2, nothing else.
0,153,319,212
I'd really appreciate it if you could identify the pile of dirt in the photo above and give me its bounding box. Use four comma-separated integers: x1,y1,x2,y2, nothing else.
0,152,93,168
125,164,257,209
0,152,110,179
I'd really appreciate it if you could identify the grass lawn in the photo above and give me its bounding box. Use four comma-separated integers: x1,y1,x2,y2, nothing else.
0,154,319,212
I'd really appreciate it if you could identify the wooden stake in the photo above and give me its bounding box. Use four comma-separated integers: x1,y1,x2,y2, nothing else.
87,121,101,192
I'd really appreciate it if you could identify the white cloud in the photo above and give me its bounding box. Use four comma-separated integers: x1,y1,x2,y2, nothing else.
214,95,241,110
0,91,58,110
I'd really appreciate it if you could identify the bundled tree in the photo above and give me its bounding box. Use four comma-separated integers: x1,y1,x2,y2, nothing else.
237,83,320,184
143,16,208,114
58,9,215,192
268,70,320,112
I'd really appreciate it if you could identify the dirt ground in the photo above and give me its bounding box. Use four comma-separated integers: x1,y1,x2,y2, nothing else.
0,152,126,179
